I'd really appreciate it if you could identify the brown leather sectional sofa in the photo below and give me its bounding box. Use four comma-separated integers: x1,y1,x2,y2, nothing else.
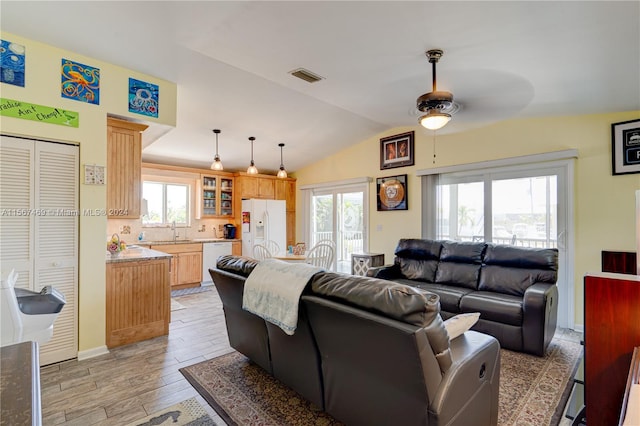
210,255,500,426
368,239,559,356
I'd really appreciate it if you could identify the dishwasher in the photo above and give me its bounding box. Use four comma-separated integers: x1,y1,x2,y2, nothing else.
202,242,232,286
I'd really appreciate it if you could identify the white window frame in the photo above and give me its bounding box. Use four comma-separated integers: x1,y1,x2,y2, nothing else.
142,175,194,227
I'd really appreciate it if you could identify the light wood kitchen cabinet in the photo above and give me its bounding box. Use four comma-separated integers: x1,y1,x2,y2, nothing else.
276,179,296,211
200,174,234,218
151,243,203,288
235,173,275,199
232,241,242,256
107,118,148,219
276,178,296,246
106,258,170,348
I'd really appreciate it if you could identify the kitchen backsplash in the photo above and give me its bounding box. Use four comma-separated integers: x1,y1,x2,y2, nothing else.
107,218,234,243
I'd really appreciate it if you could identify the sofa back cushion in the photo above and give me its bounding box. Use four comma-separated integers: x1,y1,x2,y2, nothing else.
435,241,486,290
394,238,442,283
311,272,441,328
216,255,259,277
310,271,452,372
479,245,558,296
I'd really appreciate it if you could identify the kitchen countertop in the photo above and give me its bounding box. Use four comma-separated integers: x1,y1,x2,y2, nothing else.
106,246,173,264
135,238,241,246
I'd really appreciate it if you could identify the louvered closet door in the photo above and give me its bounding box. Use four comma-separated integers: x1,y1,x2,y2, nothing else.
35,142,79,365
0,137,35,290
0,135,79,365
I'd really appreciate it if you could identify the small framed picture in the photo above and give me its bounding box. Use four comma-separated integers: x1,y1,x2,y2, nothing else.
380,131,414,170
376,174,408,211
612,119,640,175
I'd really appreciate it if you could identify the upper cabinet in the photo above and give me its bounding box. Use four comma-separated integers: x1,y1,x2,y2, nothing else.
107,118,148,219
200,174,234,218
235,173,275,199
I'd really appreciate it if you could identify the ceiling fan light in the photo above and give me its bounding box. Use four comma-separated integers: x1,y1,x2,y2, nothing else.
419,111,451,130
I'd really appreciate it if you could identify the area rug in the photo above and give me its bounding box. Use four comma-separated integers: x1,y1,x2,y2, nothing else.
171,286,212,297
125,397,217,426
180,336,582,426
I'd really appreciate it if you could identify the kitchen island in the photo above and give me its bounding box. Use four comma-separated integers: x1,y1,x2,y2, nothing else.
106,247,172,348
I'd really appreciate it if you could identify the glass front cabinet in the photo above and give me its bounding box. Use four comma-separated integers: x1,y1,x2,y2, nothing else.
200,174,233,218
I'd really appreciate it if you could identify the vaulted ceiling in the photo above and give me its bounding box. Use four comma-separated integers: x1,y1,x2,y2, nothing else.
2,1,639,173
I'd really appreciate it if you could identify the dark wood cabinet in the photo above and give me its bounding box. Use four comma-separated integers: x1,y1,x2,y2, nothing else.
584,273,640,426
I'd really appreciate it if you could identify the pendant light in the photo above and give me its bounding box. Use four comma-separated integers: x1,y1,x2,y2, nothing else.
247,136,258,174
417,49,453,131
277,143,288,178
210,129,223,170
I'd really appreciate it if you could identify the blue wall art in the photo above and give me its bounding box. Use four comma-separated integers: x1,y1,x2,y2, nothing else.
1,39,26,87
128,78,159,118
61,58,100,105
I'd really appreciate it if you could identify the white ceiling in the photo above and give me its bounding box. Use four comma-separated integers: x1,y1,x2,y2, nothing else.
2,1,639,173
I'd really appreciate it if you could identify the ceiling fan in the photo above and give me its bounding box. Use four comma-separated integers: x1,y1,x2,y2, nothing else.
416,49,460,130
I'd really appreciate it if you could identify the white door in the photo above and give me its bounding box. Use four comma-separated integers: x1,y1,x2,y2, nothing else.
0,135,79,365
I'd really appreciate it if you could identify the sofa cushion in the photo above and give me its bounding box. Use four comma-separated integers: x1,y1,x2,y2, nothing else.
310,272,441,328
216,255,259,277
459,291,523,326
483,244,558,271
410,282,474,314
394,239,442,282
435,241,486,289
479,245,558,296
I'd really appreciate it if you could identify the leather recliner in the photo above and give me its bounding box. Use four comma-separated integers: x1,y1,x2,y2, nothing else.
210,255,501,426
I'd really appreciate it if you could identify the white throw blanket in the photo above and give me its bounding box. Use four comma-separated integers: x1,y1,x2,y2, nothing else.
242,258,323,335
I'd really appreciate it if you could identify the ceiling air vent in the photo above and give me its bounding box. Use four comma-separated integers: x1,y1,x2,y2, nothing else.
289,68,324,83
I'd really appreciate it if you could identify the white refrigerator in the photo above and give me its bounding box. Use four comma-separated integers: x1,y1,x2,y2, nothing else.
241,199,287,257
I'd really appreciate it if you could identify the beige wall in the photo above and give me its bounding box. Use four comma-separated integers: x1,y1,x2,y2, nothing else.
294,112,640,326
0,32,177,353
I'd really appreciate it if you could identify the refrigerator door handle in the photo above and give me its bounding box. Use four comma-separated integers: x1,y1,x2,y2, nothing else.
264,210,270,241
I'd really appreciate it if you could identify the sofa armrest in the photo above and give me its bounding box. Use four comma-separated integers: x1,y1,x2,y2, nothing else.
522,283,558,356
429,331,500,426
367,264,402,279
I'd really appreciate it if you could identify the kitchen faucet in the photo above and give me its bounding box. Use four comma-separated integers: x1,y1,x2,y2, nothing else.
171,220,177,242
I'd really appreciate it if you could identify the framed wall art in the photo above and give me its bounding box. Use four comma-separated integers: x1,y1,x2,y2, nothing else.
380,131,414,170
376,174,408,211
612,119,640,175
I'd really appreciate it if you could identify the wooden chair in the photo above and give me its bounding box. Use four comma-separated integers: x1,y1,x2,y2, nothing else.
305,242,335,270
252,244,272,261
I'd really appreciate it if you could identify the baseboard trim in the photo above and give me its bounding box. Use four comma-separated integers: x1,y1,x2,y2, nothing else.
573,324,584,333
77,345,109,361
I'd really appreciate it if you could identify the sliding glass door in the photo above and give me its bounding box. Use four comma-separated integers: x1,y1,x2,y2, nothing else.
432,162,572,328
308,184,367,272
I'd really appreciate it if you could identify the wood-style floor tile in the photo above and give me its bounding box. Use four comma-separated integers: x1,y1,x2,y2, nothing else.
40,288,230,425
